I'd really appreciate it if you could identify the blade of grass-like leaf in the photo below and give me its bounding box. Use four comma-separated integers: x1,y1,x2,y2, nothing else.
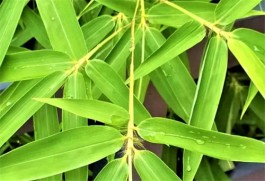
146,27,196,122
85,59,150,124
241,82,258,119
0,79,41,119
35,98,129,126
95,0,136,16
183,36,228,181
33,103,62,181
36,0,87,60
10,26,32,47
228,39,265,99
0,50,73,82
22,6,51,49
0,0,28,66
82,15,115,51
137,118,265,162
147,1,216,28
0,71,67,147
94,158,128,181
215,0,261,25
128,21,205,83
134,150,181,181
0,126,124,181
62,72,88,181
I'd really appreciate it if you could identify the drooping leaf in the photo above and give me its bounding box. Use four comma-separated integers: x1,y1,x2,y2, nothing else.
228,38,265,99
183,36,228,181
130,21,205,82
0,126,124,181
147,1,216,27
0,0,28,66
82,15,115,51
22,6,51,49
137,118,265,162
35,98,129,126
0,72,67,147
241,82,258,118
146,27,196,122
36,0,87,60
85,59,150,125
215,0,261,25
134,150,181,181
94,158,128,181
0,50,73,82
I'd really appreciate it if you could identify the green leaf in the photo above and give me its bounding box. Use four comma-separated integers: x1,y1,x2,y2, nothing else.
241,82,258,119
146,27,196,122
82,15,115,51
7,46,29,54
228,38,265,99
0,126,124,181
0,50,72,82
22,6,51,49
147,1,216,27
35,98,129,126
36,0,87,60
85,59,150,125
137,118,265,162
10,26,32,47
134,150,181,181
0,0,28,66
94,158,128,181
130,21,205,82
215,0,261,25
0,72,67,147
95,0,136,16
183,36,228,181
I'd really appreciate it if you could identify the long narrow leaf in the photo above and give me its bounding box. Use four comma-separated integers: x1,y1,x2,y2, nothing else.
137,118,265,162
0,50,73,82
0,0,28,66
36,0,87,59
0,126,124,181
130,21,205,82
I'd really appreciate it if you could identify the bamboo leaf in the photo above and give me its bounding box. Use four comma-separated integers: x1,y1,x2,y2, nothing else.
183,36,228,181
82,15,115,51
137,118,265,162
94,158,128,181
228,38,265,99
22,6,51,49
95,0,136,16
0,0,28,66
215,0,261,25
0,72,67,147
147,1,216,27
35,98,129,126
10,26,32,47
0,126,124,181
134,150,181,181
146,27,196,122
36,0,87,60
241,82,258,119
85,59,150,124
0,50,73,82
130,21,205,82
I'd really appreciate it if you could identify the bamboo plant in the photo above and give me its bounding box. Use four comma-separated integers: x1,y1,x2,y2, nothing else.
0,0,264,180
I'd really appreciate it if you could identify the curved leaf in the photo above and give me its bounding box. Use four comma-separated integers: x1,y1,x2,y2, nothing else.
137,118,265,162
0,126,124,181
95,158,128,181
134,150,181,181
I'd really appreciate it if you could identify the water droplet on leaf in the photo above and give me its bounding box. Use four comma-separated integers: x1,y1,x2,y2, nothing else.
186,165,192,172
6,102,11,106
196,139,205,145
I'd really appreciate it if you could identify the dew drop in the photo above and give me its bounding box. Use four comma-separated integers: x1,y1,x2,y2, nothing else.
212,136,216,139
240,144,246,149
6,102,11,106
186,165,192,172
225,143,231,148
51,17,55,21
202,136,209,139
189,131,195,134
196,139,205,145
